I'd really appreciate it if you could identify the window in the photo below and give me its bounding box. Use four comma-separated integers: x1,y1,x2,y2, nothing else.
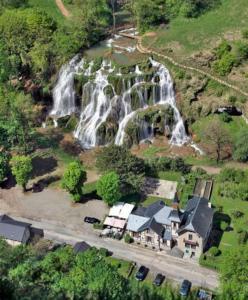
146,236,152,243
191,245,196,250
188,234,193,240
191,252,195,257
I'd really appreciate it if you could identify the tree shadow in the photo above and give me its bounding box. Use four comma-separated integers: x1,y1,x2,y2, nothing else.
32,175,60,193
206,211,232,249
0,172,16,189
31,156,58,178
142,177,160,195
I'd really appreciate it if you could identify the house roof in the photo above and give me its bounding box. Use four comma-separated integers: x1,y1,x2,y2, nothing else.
109,202,124,217
169,209,182,223
104,217,126,229
154,206,173,226
0,215,31,243
177,197,213,239
119,203,135,219
139,217,164,237
109,202,134,220
144,200,165,218
126,214,150,232
73,241,91,254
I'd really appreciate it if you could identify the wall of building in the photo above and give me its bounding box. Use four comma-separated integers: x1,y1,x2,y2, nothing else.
177,231,203,258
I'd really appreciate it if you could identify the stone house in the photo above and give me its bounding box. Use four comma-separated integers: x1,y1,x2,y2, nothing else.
126,197,213,257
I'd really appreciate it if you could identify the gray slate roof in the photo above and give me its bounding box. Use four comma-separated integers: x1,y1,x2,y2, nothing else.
126,214,150,232
169,209,182,223
139,217,164,237
144,200,165,218
73,241,91,254
177,197,213,239
0,215,31,242
154,206,173,226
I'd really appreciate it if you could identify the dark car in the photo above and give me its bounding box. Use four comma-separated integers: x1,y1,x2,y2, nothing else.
135,266,149,281
179,280,191,297
84,217,100,224
153,273,165,286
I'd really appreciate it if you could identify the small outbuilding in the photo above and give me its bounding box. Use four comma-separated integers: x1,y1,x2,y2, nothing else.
73,241,91,254
0,214,31,246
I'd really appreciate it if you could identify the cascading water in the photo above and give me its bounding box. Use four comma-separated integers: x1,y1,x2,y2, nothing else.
150,58,189,145
51,55,189,149
74,62,114,148
50,56,85,118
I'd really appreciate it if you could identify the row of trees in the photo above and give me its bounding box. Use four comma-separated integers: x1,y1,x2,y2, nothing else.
0,238,247,299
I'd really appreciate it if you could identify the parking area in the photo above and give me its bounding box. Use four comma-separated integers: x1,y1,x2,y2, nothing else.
0,186,108,232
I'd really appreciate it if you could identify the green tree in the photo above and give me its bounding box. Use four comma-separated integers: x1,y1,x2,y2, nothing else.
10,155,32,191
133,0,167,33
233,129,248,162
220,245,248,299
96,145,145,193
203,118,232,163
61,161,87,202
0,151,9,183
97,171,121,205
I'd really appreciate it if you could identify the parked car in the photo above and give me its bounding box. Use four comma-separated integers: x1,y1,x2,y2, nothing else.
179,280,191,297
135,266,149,281
84,217,100,224
197,289,212,300
153,273,165,286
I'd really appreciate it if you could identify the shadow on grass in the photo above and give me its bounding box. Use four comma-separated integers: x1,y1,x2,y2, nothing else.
32,175,61,193
31,156,58,178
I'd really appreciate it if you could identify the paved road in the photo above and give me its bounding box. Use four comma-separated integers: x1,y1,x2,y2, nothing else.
4,214,219,290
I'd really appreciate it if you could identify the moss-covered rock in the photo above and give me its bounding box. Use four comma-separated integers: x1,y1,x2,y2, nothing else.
108,75,123,95
104,85,115,99
75,74,89,96
96,121,118,145
124,120,140,146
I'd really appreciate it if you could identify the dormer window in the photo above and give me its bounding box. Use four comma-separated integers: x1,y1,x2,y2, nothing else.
188,234,193,240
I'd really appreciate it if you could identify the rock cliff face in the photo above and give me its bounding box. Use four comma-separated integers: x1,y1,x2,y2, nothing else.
50,57,188,149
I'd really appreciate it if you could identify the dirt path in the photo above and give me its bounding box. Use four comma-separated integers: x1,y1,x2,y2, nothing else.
137,37,248,100
55,0,71,17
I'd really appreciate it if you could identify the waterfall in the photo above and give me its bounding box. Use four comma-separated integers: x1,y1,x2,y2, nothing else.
50,56,84,118
150,58,189,145
51,56,189,148
74,61,114,148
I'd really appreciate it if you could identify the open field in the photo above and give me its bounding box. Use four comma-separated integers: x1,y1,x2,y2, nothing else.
143,0,248,57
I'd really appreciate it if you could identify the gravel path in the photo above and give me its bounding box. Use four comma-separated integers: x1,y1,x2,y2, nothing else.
55,0,70,17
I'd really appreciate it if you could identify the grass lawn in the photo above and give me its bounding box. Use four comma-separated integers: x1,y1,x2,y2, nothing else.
29,0,66,23
142,195,171,207
141,145,169,159
143,0,248,57
157,171,182,182
191,114,248,143
105,257,133,278
212,182,248,252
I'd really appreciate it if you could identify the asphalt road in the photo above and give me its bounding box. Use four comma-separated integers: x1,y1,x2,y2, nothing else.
5,214,219,290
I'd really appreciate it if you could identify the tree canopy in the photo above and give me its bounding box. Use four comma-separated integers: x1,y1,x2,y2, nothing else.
96,145,145,193
97,171,121,205
10,155,32,191
61,161,87,202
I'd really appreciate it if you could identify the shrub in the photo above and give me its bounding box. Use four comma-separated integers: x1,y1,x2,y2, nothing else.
238,231,248,245
220,220,229,231
208,246,221,257
220,112,232,123
228,95,237,104
231,210,244,219
242,29,248,39
124,234,133,244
